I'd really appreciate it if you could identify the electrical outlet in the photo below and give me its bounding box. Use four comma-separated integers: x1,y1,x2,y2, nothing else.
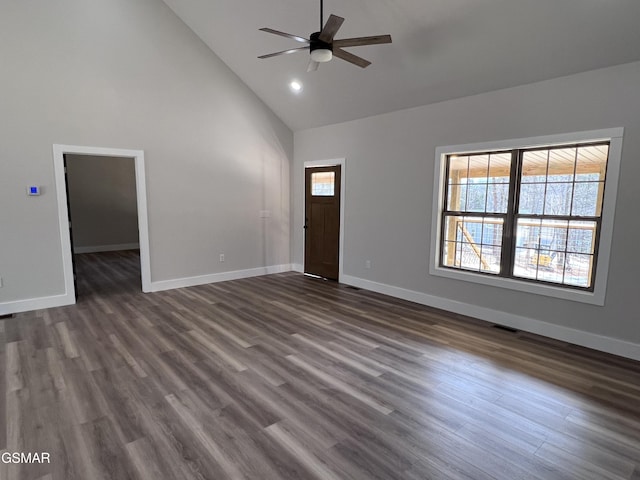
219,254,225,262
365,260,371,269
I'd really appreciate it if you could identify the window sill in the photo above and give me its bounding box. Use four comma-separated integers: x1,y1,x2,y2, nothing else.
429,265,605,306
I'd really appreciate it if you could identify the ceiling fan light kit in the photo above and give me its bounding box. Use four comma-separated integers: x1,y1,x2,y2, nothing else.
311,48,333,63
309,32,333,63
258,0,391,70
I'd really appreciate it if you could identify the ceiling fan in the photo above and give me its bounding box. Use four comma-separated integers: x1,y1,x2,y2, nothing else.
258,0,392,71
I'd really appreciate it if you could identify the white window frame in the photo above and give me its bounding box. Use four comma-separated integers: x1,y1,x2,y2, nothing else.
429,128,624,306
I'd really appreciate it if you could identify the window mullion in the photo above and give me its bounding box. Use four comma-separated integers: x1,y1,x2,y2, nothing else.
439,156,453,268
501,149,520,277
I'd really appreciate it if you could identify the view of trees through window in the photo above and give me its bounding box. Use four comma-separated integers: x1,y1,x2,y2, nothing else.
441,143,609,289
311,171,335,196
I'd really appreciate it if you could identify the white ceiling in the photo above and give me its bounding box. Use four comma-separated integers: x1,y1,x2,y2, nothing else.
162,0,640,131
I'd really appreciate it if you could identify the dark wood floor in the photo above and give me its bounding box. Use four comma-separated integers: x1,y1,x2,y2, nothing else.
2,251,639,480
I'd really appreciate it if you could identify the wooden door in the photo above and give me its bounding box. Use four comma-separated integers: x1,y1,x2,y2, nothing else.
305,165,341,280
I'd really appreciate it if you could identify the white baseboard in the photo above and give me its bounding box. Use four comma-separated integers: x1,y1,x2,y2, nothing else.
7,268,634,362
341,274,640,362
74,243,140,254
292,263,304,273
0,264,295,315
149,264,293,293
0,293,75,316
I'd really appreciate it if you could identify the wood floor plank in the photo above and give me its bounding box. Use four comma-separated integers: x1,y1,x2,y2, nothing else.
286,354,394,415
119,385,203,480
80,416,138,480
6,342,23,393
241,369,346,449
201,316,255,349
2,250,638,480
542,431,637,479
265,422,342,480
108,334,147,378
6,390,22,453
534,441,630,480
327,435,413,480
165,393,245,480
249,430,316,480
169,388,285,480
452,422,577,480
291,333,383,377
59,357,108,426
195,360,281,431
186,329,248,372
56,421,104,480
91,366,147,445
54,322,79,359
125,437,174,480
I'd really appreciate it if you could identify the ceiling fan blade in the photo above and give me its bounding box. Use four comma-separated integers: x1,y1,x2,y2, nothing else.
318,14,345,43
333,34,392,48
258,46,309,59
259,28,309,44
333,48,371,68
307,59,320,72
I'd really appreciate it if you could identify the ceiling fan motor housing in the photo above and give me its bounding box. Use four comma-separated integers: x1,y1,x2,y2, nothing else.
310,31,333,62
310,32,332,51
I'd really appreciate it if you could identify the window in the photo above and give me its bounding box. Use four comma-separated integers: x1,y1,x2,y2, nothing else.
430,129,623,305
311,171,335,196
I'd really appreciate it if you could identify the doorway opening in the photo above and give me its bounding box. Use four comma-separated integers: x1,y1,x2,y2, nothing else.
303,159,345,281
53,145,151,302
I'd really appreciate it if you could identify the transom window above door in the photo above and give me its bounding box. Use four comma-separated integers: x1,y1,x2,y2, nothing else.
311,171,336,196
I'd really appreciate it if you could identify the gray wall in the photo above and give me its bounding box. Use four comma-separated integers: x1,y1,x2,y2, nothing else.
293,61,640,347
0,0,292,304
66,155,139,251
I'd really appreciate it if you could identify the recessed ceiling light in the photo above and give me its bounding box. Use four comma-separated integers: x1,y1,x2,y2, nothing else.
289,80,303,93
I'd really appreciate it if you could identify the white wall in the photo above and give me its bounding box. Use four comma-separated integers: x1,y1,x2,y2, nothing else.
66,155,139,251
0,0,292,307
293,61,640,357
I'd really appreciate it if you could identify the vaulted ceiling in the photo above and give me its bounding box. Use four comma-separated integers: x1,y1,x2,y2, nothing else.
162,0,640,131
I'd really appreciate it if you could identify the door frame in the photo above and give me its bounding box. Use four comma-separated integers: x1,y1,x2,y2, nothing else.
303,158,345,282
53,144,152,298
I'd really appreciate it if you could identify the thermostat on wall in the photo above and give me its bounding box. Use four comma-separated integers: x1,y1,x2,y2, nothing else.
27,186,41,196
